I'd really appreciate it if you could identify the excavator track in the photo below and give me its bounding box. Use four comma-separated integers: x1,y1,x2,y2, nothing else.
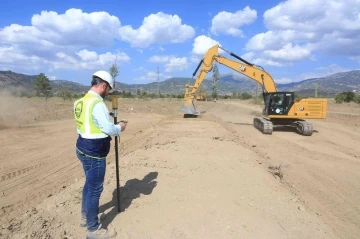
295,120,314,136
253,117,273,135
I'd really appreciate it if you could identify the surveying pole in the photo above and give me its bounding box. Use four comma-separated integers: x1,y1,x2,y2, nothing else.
111,95,121,213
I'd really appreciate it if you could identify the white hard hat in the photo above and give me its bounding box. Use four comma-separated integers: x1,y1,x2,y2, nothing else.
93,70,114,89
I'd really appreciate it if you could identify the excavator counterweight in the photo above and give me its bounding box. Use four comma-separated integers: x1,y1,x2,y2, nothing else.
181,45,327,136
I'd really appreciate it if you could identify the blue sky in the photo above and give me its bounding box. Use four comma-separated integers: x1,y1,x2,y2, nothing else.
1,0,359,86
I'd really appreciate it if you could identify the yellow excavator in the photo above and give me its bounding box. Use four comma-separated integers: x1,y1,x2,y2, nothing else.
181,45,327,136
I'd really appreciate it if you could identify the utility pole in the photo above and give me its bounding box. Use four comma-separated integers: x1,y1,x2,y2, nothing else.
157,66,160,97
315,81,320,98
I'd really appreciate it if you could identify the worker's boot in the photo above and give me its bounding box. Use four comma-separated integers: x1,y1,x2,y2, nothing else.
86,225,116,239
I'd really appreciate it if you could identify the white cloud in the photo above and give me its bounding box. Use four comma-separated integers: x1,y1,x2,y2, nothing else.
211,6,257,37
246,30,293,51
77,49,98,61
0,8,196,73
149,55,188,72
244,0,360,65
47,75,57,81
149,55,171,63
192,35,223,55
350,56,360,63
274,77,293,84
238,51,285,67
263,43,312,61
241,52,255,61
0,8,131,72
133,70,171,83
0,46,130,72
164,57,188,72
0,45,47,71
0,8,121,49
52,51,130,70
118,12,195,48
190,55,201,63
135,67,146,72
252,58,284,67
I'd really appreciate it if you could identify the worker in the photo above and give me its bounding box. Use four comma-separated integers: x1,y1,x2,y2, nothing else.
74,70,127,239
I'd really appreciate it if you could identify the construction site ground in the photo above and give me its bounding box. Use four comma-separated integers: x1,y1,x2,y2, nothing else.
1,95,359,239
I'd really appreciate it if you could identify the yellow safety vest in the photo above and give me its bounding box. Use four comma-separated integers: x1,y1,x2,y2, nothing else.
74,93,108,139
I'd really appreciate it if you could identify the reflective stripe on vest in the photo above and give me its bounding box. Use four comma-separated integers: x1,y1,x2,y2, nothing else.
74,93,108,139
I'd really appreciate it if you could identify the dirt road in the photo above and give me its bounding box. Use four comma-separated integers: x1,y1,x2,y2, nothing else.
1,97,359,238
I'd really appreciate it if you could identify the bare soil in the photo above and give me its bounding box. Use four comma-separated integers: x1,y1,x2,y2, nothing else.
1,96,359,239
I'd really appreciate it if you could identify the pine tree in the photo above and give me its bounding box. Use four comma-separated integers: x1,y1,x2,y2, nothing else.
34,73,52,101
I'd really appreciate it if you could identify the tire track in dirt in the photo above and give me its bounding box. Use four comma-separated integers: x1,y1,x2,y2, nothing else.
1,107,337,239
0,162,47,182
0,112,168,226
106,114,334,239
204,100,360,239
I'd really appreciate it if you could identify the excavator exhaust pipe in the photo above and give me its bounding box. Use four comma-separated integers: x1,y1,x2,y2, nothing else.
181,99,200,118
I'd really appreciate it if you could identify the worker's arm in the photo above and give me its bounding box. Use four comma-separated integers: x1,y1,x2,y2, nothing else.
92,102,121,136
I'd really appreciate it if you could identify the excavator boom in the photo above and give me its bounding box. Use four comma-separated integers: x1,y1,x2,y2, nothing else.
182,45,277,115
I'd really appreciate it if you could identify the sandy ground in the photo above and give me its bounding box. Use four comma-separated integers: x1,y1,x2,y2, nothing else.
0,95,360,239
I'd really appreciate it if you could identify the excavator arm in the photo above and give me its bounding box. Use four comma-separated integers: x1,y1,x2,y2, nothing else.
181,45,277,115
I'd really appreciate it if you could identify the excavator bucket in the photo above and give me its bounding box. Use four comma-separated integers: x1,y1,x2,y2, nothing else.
181,98,200,116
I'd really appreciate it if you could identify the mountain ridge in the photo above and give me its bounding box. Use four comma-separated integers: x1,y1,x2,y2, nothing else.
1,69,359,97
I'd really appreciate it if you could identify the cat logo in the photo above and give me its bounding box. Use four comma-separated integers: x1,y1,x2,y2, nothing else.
239,65,246,72
75,101,83,118
298,106,304,111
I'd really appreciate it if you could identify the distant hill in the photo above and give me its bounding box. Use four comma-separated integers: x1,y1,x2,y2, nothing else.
0,71,88,93
0,71,37,88
1,70,360,97
277,70,360,95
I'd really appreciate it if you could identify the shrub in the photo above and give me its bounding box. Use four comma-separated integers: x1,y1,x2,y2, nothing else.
335,91,355,103
353,94,360,104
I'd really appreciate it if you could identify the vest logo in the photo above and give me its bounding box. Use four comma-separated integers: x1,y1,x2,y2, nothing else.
75,101,83,118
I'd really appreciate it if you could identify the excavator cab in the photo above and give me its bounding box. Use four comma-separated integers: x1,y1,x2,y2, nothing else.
264,92,294,116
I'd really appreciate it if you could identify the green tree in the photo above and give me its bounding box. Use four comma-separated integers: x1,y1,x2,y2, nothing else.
353,94,360,104
344,91,355,102
124,91,133,98
240,92,252,100
212,63,220,99
58,87,71,101
335,91,355,103
34,73,52,101
109,57,119,89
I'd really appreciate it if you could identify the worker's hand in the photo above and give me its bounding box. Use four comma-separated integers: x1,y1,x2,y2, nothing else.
118,120,127,132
